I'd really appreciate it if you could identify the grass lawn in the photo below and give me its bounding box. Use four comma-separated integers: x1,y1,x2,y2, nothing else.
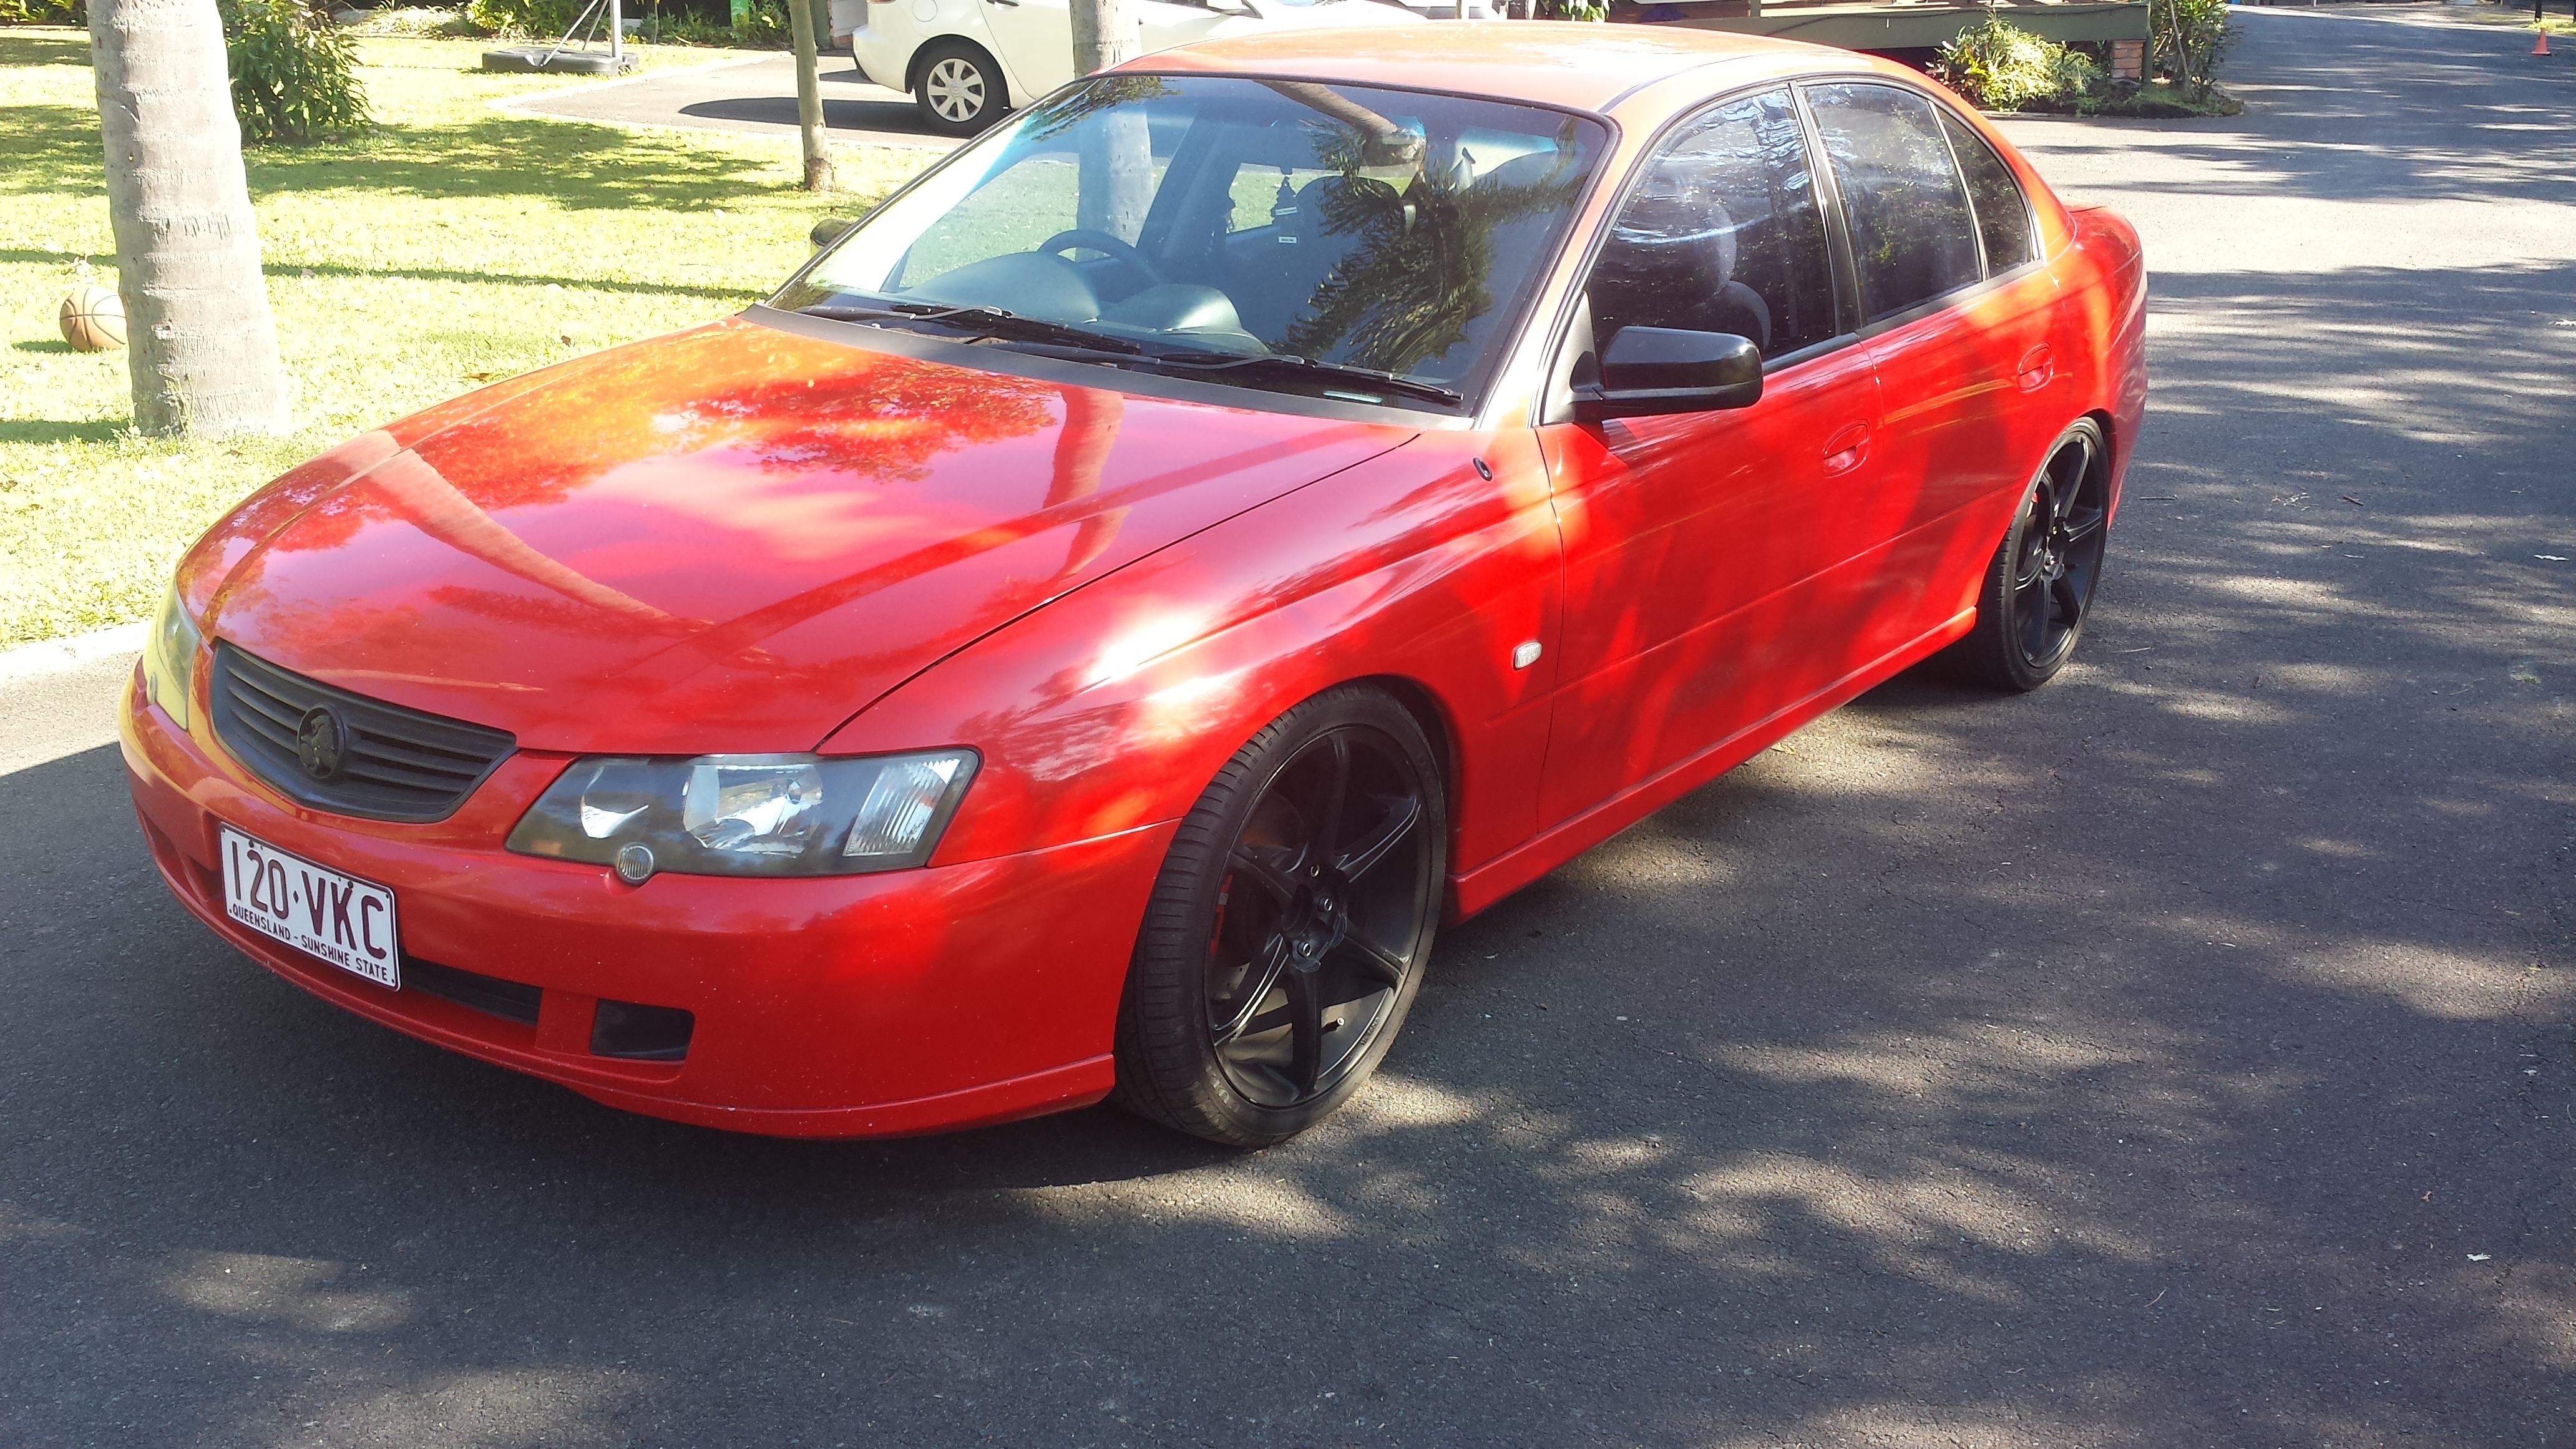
2449,0,2575,34
0,27,936,646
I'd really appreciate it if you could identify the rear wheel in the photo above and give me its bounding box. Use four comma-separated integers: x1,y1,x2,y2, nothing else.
1942,419,2110,692
914,41,1005,136
1114,686,1446,1147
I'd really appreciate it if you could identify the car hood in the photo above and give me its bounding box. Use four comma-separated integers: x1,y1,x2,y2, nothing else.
193,318,1415,754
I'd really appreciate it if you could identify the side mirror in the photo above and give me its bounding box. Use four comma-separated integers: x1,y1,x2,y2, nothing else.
1574,326,1762,421
811,216,858,250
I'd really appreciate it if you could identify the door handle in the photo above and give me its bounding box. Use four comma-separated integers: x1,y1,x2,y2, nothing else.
1820,422,1870,476
2016,344,2054,391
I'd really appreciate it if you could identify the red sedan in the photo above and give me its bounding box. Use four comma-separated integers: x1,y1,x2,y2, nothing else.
122,25,2145,1146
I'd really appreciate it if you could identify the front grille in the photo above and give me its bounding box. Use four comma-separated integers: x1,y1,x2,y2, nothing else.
210,643,516,822
404,957,544,1026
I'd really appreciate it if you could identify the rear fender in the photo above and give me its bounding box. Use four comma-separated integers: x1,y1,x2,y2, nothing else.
2062,203,2149,513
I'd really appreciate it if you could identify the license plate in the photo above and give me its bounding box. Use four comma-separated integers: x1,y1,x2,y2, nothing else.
219,826,401,990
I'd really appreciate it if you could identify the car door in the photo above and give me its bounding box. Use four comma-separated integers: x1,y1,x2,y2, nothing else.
1802,81,2067,662
974,0,1075,100
1536,85,1882,828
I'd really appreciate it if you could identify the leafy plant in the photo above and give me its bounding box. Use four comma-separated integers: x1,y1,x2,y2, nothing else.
0,0,85,22
1536,0,1608,19
733,0,788,45
462,0,582,38
1933,12,2098,111
2149,0,2235,97
221,0,370,143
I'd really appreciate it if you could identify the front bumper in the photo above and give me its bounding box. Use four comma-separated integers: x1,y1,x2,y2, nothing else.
119,665,1171,1137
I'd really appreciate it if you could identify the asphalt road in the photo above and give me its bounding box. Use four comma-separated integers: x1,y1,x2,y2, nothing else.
504,51,964,152
5,11,2572,1447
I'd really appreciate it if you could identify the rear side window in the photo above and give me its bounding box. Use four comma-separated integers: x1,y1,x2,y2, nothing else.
1939,107,2036,273
1587,87,1840,361
1805,82,1982,323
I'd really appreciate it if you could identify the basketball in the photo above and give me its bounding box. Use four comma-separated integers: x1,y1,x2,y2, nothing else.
59,285,125,352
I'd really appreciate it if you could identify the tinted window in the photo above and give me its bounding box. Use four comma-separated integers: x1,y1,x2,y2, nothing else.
1807,83,1981,322
1588,87,1838,361
781,76,1607,408
1939,107,2035,273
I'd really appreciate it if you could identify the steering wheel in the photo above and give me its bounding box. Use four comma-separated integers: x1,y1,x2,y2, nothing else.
1040,230,1166,290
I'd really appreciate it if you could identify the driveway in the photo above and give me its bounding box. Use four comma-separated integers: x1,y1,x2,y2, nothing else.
505,51,963,152
4,11,2571,1447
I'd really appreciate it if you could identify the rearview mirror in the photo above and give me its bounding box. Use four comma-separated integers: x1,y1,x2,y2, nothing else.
1574,326,1762,421
811,216,857,250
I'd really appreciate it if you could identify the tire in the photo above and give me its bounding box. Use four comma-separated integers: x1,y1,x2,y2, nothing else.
1113,685,1448,1147
1940,418,2112,692
913,41,1006,136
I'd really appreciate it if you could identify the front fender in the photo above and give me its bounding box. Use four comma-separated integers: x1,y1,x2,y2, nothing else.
822,429,1563,881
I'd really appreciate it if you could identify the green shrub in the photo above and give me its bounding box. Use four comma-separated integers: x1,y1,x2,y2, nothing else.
463,0,581,37
2150,0,2236,96
1934,14,2099,111
733,0,788,45
0,0,85,22
221,0,370,143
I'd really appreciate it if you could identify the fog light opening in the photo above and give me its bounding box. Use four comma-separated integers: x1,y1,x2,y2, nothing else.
591,998,694,1061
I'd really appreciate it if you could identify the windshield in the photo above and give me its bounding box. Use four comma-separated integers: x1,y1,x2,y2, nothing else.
771,74,1608,412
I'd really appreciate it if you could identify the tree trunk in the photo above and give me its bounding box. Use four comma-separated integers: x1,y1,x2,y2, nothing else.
1069,0,1149,243
90,0,293,437
1069,0,1136,76
788,0,834,192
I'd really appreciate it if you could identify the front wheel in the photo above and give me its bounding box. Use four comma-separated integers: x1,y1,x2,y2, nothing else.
1941,419,2111,692
913,41,1005,136
1114,686,1447,1147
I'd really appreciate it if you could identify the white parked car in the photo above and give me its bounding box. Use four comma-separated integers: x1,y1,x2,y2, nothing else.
831,0,1421,135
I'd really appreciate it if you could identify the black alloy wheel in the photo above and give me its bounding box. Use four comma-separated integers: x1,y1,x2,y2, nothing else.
1944,419,2112,692
1115,686,1446,1146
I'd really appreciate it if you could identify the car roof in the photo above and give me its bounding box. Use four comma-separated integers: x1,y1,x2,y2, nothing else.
1137,19,1866,115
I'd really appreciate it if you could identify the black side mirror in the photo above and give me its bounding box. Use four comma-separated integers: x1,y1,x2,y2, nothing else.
811,217,858,250
1574,326,1762,421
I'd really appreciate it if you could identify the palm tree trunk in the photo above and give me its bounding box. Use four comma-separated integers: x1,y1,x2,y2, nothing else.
89,0,293,437
1069,0,1149,242
1070,0,1136,76
788,0,834,192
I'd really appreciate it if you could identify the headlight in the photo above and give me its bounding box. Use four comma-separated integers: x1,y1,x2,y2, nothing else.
140,585,202,731
505,749,978,881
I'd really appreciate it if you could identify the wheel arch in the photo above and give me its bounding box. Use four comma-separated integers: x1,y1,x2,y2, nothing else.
905,34,1001,95
1345,672,1463,857
2079,405,2127,515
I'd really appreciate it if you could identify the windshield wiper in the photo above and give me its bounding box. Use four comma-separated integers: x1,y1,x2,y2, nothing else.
1144,349,1464,408
801,300,1144,356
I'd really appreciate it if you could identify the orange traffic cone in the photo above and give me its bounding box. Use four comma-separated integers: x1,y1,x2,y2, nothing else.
2537,26,2552,56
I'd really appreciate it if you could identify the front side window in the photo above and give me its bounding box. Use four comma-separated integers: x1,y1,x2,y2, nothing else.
1586,87,1840,361
775,76,1609,412
1805,82,1983,323
1937,107,2036,274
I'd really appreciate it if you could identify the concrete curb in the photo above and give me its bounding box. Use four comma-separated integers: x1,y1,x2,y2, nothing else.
0,622,148,686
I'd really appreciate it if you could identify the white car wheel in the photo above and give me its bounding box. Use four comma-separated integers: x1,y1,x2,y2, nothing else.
915,43,1005,135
